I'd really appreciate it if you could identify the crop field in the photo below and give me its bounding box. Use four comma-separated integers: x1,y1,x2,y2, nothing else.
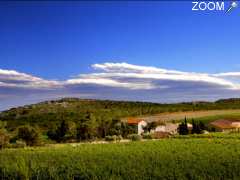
1,134,240,180
131,109,240,123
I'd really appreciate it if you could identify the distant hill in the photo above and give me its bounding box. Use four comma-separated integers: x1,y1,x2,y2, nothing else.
1,97,240,130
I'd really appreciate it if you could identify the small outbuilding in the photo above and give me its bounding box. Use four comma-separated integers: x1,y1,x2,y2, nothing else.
210,119,240,132
127,118,147,135
153,123,178,135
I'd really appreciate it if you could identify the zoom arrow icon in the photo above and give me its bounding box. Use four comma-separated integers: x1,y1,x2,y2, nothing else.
226,1,238,13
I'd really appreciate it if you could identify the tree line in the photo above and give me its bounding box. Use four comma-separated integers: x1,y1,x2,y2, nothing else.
178,117,207,135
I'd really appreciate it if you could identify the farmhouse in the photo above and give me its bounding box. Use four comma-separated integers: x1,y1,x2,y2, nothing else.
127,118,147,135
152,123,192,135
210,119,240,132
153,123,178,135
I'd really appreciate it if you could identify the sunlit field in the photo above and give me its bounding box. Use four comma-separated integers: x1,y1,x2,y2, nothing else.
1,134,240,180
135,109,240,123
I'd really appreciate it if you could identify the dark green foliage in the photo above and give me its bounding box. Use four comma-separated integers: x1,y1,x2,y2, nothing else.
105,135,122,142
124,124,138,136
1,98,240,143
0,121,9,149
143,121,157,133
56,120,69,141
178,117,189,135
192,119,206,134
2,98,240,132
0,129,9,149
47,120,70,142
76,113,97,141
108,119,122,136
191,119,200,134
199,121,206,131
142,133,153,139
119,122,133,138
17,126,40,146
127,134,142,141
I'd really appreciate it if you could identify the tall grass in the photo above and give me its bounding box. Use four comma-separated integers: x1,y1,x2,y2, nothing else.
1,137,240,179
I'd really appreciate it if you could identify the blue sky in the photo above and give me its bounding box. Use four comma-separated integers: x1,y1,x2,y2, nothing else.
1,1,240,110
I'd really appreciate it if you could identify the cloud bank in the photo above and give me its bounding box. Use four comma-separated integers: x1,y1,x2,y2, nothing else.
1,62,240,110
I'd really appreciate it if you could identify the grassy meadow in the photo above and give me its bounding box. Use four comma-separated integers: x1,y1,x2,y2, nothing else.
1,134,240,180
2,98,240,179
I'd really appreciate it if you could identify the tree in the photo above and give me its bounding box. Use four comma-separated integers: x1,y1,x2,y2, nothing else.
47,120,70,142
0,121,9,149
191,119,201,134
178,117,189,135
199,121,206,131
97,116,112,138
0,129,9,149
192,119,205,134
0,121,7,129
55,120,69,141
17,126,40,146
108,119,122,136
77,113,97,141
143,122,158,133
119,122,130,138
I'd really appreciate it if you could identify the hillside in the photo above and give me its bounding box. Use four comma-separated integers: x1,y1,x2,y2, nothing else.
1,98,240,130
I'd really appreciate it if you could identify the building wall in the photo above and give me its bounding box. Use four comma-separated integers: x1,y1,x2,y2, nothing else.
152,123,178,134
215,127,240,133
155,126,166,132
137,121,147,135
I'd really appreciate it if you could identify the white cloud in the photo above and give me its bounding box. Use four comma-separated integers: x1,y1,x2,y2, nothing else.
0,69,61,89
214,72,240,78
66,77,155,90
1,62,240,110
70,62,240,90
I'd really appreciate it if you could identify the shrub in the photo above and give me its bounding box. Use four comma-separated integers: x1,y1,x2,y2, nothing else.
105,135,122,142
127,134,142,141
116,135,123,141
105,135,116,141
0,129,9,149
47,120,71,142
17,126,40,146
11,140,27,148
142,133,152,139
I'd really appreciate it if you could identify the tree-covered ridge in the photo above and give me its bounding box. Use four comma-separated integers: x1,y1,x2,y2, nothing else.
1,97,240,130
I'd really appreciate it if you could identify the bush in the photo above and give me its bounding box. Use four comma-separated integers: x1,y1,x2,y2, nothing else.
142,133,152,139
116,135,123,141
105,135,116,141
105,135,122,142
127,134,142,141
47,120,71,142
0,129,9,149
11,140,27,148
17,126,40,146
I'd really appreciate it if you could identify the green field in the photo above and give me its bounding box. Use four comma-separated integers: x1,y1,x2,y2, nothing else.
1,134,240,180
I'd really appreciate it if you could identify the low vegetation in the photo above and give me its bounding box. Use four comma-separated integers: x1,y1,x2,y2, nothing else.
0,98,240,147
1,136,240,179
2,98,240,131
1,98,240,179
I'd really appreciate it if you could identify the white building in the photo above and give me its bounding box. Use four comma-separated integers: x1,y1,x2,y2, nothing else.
153,123,178,134
127,118,147,135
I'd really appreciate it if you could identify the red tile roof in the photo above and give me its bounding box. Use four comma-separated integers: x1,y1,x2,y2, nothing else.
210,119,240,129
127,118,143,125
